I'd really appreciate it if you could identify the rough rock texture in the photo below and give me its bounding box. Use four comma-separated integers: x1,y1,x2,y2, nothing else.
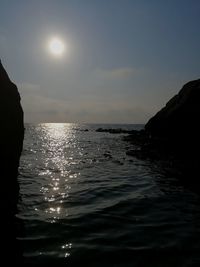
0,60,24,263
145,79,200,156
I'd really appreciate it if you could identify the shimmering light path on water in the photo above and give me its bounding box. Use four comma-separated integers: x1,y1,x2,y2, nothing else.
18,123,200,267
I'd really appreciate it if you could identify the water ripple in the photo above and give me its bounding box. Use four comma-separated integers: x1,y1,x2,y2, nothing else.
18,123,200,266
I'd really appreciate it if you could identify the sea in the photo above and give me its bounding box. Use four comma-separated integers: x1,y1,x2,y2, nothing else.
17,123,200,267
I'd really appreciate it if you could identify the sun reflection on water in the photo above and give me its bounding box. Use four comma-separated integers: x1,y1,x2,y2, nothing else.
37,123,79,224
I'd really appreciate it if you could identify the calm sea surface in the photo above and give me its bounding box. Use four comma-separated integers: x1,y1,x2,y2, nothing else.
17,123,200,266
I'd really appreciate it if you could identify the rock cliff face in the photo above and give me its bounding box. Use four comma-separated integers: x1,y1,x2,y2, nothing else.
145,79,200,155
124,79,200,188
0,60,24,209
0,60,24,263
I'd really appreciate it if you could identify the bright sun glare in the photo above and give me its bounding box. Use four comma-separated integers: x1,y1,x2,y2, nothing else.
48,38,65,56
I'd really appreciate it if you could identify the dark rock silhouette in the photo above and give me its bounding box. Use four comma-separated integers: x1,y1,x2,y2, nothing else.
0,60,24,203
145,79,200,156
0,60,24,264
96,128,138,134
125,79,200,182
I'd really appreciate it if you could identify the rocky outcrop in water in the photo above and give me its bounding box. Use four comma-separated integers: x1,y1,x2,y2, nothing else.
145,79,200,156
125,79,200,179
96,128,138,134
0,60,24,263
0,60,24,207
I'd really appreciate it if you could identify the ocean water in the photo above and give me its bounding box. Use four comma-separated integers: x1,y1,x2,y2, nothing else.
17,123,200,267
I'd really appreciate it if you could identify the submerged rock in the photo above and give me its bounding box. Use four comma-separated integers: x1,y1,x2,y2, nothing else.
96,128,138,134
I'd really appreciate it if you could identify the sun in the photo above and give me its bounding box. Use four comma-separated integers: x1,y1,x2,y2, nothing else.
48,38,65,56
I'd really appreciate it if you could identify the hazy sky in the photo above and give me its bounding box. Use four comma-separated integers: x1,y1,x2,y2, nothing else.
0,0,200,123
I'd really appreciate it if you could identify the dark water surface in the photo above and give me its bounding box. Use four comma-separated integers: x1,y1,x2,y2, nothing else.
17,123,200,266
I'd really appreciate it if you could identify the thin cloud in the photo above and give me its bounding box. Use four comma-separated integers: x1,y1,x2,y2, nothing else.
21,89,151,124
18,82,41,91
95,67,138,79
0,33,6,44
